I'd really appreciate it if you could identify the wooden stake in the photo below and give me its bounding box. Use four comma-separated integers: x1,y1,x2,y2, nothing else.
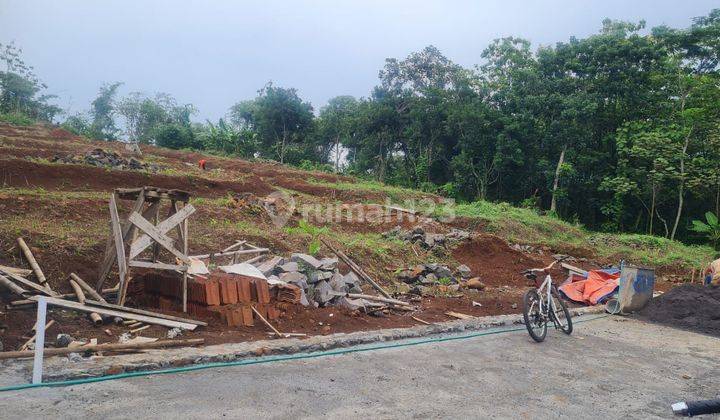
0,338,204,360
69,278,102,325
347,293,413,307
130,324,150,334
19,319,55,351
251,305,283,337
411,316,431,325
320,238,391,298
17,237,48,286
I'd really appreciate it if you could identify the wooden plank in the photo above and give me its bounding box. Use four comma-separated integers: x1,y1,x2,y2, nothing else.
0,265,32,276
128,212,191,264
346,293,413,307
128,204,195,259
19,320,55,351
109,194,128,304
411,316,431,325
29,296,198,330
251,305,283,337
0,270,55,296
445,311,476,320
17,237,47,285
82,299,207,326
0,338,204,360
190,248,269,260
0,273,28,296
129,260,187,271
70,273,108,303
561,263,588,277
96,190,145,291
10,288,116,306
182,214,189,313
222,240,246,253
320,238,391,298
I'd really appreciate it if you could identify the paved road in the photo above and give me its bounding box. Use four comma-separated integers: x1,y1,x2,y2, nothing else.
3,316,719,419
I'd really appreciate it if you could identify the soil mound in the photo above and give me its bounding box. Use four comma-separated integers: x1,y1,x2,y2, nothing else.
638,284,720,337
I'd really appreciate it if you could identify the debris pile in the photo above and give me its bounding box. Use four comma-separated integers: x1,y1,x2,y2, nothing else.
52,148,161,172
383,225,471,250
639,284,720,337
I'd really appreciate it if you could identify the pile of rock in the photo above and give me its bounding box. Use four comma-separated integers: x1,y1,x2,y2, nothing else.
52,148,161,172
383,226,471,250
257,253,364,309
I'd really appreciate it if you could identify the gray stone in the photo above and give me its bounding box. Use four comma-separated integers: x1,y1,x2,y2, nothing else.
335,297,364,311
421,273,438,285
56,333,76,348
291,253,322,269
256,256,283,276
329,273,347,293
434,266,453,280
348,284,363,294
457,264,472,279
343,271,360,286
279,271,308,286
318,258,339,271
308,270,334,284
277,262,299,273
314,280,334,305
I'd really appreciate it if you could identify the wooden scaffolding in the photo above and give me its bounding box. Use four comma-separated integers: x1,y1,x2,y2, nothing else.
95,187,194,312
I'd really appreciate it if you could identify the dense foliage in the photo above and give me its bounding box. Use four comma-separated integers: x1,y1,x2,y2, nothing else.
2,10,719,244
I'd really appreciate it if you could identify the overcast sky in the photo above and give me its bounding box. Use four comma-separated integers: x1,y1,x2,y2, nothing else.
0,0,717,121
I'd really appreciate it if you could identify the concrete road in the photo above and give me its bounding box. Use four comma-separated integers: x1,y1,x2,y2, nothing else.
3,316,719,419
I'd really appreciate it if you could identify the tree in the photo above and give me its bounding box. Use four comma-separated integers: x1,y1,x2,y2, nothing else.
0,42,60,121
317,96,358,172
116,92,195,144
88,82,122,140
239,83,314,164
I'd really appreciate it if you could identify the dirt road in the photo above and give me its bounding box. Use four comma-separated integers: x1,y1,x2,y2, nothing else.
2,317,718,418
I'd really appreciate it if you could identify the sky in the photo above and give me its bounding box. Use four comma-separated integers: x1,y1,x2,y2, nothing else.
0,0,717,122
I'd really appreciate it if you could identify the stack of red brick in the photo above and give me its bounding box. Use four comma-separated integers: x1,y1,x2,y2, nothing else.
142,272,299,327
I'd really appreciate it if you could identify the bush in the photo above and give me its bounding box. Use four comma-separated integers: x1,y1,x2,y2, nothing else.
0,112,34,126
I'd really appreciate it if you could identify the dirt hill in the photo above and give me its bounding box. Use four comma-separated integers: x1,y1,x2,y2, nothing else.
0,122,714,349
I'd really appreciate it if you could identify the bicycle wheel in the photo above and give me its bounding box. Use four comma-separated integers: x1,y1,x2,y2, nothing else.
523,289,547,342
550,287,573,335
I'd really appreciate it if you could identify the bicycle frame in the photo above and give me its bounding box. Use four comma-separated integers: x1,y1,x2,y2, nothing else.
534,274,557,321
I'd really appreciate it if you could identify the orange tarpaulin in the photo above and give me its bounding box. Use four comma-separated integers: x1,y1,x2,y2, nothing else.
559,270,619,305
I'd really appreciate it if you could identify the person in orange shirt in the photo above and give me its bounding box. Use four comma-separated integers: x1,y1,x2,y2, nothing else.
198,159,207,170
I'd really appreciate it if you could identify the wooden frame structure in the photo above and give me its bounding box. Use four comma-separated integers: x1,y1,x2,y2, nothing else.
95,187,194,312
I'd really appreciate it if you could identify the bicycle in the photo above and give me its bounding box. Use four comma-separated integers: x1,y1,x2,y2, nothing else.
521,259,573,342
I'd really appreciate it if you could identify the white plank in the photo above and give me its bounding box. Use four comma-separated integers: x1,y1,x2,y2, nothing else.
129,204,195,259
129,260,187,271
128,212,191,264
31,296,197,330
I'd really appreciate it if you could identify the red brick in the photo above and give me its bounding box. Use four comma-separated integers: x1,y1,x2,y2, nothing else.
266,304,280,320
219,278,239,305
237,277,253,303
255,279,271,304
241,305,254,327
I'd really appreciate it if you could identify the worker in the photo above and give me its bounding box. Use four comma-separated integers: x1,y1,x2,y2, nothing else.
198,159,207,170
704,254,720,285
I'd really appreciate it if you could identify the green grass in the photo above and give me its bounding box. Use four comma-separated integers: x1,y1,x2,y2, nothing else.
0,187,107,200
0,112,35,126
306,177,430,201
433,200,715,270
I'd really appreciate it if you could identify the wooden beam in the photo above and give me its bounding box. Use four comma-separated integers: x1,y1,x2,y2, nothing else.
251,305,283,337
29,296,199,330
109,194,128,304
561,263,588,277
9,288,117,306
0,273,28,296
19,320,55,351
346,293,413,307
70,273,108,303
0,265,32,277
222,240,246,253
128,204,195,259
320,238,391,298
84,299,207,326
0,338,204,360
96,190,145,291
129,260,187,271
16,238,51,294
69,279,102,325
190,248,269,260
0,270,55,296
128,212,191,264
182,213,189,313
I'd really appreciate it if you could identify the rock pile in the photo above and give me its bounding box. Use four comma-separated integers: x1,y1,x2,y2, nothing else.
257,253,364,309
52,148,161,172
383,225,471,250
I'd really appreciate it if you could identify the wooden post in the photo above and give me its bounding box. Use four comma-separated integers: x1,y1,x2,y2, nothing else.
109,194,128,304
32,296,47,384
96,190,145,291
182,204,189,313
17,238,52,294
69,278,103,325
